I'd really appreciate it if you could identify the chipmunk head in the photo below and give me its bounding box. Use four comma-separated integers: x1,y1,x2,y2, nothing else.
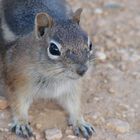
34,9,94,79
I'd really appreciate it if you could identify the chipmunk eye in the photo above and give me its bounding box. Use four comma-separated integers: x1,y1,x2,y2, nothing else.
89,42,92,51
49,43,61,56
88,37,93,54
47,41,61,60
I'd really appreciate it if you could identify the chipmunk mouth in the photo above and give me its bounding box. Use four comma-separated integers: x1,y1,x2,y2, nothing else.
65,71,85,80
65,65,91,80
67,75,80,80
64,65,88,80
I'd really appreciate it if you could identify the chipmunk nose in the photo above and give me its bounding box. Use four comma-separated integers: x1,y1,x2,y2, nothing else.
76,65,88,76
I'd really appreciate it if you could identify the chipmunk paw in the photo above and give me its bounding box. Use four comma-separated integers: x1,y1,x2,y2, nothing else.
11,121,33,138
73,122,95,140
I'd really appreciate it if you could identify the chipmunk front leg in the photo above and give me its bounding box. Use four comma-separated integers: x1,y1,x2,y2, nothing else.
6,74,33,138
58,87,95,139
10,95,33,138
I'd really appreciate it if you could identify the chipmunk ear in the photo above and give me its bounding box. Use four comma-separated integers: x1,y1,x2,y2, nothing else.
35,12,53,38
73,8,83,24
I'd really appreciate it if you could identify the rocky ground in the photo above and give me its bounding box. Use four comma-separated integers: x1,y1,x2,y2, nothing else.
0,0,140,140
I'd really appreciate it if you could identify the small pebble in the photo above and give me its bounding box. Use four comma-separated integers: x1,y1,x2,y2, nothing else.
34,132,42,140
65,128,73,135
96,51,107,62
117,133,140,140
106,118,130,133
103,79,108,84
35,123,42,130
132,72,140,79
108,88,115,94
66,135,77,140
130,53,140,62
0,128,4,132
115,37,122,44
92,112,101,120
94,8,103,14
118,103,130,111
45,128,62,140
94,97,100,102
66,135,86,140
104,1,125,10
4,128,9,132
119,64,126,71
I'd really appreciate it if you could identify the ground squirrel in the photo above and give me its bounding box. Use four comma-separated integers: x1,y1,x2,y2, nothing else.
0,0,95,139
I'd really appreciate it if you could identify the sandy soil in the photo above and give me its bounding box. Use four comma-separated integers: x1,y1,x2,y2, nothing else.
0,0,140,140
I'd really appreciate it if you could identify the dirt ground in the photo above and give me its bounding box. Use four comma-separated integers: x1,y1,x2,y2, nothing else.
0,0,140,140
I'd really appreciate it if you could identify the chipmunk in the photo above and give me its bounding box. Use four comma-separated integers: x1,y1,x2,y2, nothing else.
0,0,95,139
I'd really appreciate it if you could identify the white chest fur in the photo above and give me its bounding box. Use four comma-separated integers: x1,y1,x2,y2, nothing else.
32,75,76,99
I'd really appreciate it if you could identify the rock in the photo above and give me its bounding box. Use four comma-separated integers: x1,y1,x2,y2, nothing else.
118,49,129,61
103,79,108,84
96,51,107,62
65,128,73,135
134,104,139,109
91,112,105,126
3,128,9,132
66,135,86,140
106,118,130,133
35,123,42,130
33,132,42,140
130,53,140,62
118,103,130,111
115,37,122,44
30,138,36,140
66,135,77,140
104,1,125,10
126,108,135,118
0,128,4,132
0,128,8,132
92,112,101,120
93,97,100,102
108,88,115,94
0,96,8,110
45,128,62,140
106,64,114,69
119,64,126,71
94,8,103,14
132,72,140,79
117,133,140,140
119,49,140,62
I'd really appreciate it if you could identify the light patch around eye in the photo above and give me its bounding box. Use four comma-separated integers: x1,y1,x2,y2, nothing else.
47,40,62,60
88,36,93,54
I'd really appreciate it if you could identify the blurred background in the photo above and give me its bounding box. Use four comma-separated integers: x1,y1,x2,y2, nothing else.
0,0,140,139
